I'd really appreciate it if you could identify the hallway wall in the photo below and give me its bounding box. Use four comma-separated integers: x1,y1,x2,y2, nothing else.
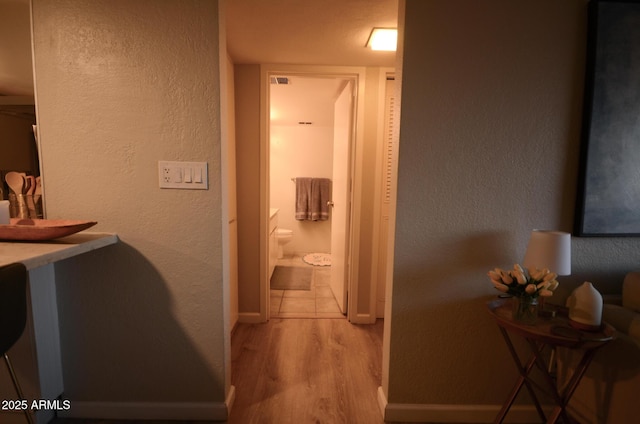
31,0,229,418
383,0,640,421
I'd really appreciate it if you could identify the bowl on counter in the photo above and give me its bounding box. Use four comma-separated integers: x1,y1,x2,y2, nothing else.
0,219,97,241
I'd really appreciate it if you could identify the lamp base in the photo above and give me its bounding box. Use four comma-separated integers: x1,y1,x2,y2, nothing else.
569,318,602,332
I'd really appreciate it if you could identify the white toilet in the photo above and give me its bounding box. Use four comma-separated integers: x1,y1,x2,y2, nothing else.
275,228,293,259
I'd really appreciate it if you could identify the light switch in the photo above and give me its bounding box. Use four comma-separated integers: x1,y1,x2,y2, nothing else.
172,167,182,183
158,161,208,189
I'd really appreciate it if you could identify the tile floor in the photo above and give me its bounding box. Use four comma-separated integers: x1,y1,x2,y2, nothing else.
270,255,344,318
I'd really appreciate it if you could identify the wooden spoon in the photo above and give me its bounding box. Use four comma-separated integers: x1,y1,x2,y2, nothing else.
25,176,36,195
5,172,25,196
34,176,42,196
22,176,37,218
23,177,31,194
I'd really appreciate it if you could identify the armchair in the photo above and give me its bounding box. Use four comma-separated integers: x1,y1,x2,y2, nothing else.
557,272,640,424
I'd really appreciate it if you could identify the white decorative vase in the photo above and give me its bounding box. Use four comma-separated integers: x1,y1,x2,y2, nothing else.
567,281,603,331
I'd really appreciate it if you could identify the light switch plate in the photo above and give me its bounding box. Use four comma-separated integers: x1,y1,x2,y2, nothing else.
158,161,208,190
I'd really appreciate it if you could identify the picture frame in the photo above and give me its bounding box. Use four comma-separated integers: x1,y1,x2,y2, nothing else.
575,0,640,236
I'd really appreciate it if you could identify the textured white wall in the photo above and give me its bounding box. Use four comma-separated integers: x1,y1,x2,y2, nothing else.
387,0,640,411
270,124,333,256
31,0,227,410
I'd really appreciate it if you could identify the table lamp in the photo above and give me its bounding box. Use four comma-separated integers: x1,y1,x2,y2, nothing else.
522,230,571,277
522,230,571,318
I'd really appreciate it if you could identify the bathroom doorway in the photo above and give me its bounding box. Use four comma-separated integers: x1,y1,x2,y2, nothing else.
263,66,364,320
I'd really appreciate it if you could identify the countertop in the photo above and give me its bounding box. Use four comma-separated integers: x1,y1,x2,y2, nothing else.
0,232,119,270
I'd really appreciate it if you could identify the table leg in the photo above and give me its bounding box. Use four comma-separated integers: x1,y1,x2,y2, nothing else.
525,338,572,423
495,328,547,423
546,348,599,423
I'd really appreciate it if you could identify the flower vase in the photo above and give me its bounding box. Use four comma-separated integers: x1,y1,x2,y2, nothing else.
511,296,538,325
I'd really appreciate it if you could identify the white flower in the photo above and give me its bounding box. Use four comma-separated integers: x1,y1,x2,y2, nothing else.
513,269,527,285
487,270,502,283
536,281,549,290
500,270,514,285
530,268,547,281
487,263,559,299
491,281,509,293
539,289,554,297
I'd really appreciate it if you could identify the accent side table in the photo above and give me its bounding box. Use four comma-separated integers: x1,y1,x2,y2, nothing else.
487,298,615,424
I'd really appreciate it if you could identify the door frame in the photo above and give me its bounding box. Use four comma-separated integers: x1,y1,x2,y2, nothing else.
258,64,366,322
371,68,396,319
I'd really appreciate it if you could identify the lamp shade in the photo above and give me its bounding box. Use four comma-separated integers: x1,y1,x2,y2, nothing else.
522,230,571,276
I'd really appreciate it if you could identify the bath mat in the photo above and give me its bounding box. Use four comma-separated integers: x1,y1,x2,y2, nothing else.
302,253,332,267
270,266,312,290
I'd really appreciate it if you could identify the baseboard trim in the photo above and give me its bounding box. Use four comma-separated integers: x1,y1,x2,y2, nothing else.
238,312,264,323
226,384,236,415
350,313,376,324
377,386,388,418
377,386,549,423
58,387,236,421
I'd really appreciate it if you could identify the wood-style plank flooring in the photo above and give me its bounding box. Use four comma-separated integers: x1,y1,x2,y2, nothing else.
228,318,385,423
51,421,210,424
49,318,385,424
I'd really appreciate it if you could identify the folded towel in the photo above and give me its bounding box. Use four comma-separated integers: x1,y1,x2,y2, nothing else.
311,178,331,221
295,178,313,220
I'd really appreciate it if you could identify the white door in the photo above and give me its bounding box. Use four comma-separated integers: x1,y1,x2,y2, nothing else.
329,80,353,313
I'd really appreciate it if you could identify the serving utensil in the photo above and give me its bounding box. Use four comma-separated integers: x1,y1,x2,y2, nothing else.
25,176,36,195
34,176,42,196
23,175,37,216
5,172,25,195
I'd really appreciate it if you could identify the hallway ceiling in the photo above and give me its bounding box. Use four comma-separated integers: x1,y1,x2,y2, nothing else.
227,0,398,128
226,0,398,67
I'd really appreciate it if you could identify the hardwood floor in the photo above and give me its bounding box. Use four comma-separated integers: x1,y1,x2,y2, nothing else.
49,318,385,424
51,421,211,424
228,318,385,423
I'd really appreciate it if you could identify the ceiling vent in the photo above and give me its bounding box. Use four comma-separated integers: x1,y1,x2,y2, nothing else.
270,76,290,85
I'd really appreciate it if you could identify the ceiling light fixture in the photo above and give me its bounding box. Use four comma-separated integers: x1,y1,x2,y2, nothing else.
366,28,397,51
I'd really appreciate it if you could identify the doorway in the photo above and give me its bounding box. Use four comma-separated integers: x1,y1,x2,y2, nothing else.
260,65,366,322
267,72,354,319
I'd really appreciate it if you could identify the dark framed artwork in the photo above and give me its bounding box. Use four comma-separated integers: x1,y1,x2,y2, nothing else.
575,0,640,236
